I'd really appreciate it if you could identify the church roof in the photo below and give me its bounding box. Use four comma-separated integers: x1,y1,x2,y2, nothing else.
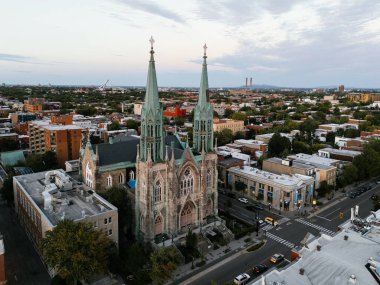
94,134,185,167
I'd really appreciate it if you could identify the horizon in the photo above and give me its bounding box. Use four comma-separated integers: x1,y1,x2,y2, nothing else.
2,1,380,88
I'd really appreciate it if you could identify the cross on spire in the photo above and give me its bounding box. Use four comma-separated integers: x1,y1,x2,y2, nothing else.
203,43,207,56
150,36,155,50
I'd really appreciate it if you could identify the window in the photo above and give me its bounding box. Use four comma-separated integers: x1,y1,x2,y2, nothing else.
206,169,212,188
129,170,135,180
108,217,112,223
107,175,112,188
85,162,93,188
104,218,107,224
180,169,194,197
154,180,162,203
93,221,97,228
108,229,113,236
119,173,124,184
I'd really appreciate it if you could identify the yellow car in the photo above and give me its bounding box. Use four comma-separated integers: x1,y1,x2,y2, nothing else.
264,217,278,226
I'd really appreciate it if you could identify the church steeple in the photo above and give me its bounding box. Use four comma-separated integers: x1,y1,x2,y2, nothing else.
193,44,214,153
140,37,164,162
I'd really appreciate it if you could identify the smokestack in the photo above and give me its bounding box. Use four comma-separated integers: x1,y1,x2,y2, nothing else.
250,77,252,90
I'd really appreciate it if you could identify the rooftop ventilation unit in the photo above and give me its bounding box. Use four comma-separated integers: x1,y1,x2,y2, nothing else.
348,275,357,284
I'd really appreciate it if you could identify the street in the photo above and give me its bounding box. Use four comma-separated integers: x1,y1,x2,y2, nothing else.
182,182,380,285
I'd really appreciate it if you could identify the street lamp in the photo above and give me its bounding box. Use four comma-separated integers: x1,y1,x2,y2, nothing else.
162,236,165,247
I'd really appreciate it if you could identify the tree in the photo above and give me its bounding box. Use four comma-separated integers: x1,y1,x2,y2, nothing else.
268,133,291,157
318,181,331,197
25,152,58,172
108,121,121,131
185,228,198,252
40,220,112,285
234,131,245,140
100,187,133,239
224,108,234,118
150,247,182,285
231,112,247,122
215,129,233,146
0,139,19,152
333,106,341,116
292,141,310,154
125,119,138,130
299,118,318,143
76,105,97,116
342,164,358,185
0,174,15,205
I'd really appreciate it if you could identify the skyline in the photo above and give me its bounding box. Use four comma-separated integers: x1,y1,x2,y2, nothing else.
1,0,380,88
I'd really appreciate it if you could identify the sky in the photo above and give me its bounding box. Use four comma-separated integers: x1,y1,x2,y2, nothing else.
1,0,380,88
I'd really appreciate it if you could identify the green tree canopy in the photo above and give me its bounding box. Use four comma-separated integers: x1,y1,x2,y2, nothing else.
231,112,247,121
40,220,112,285
215,129,233,146
150,247,182,285
108,121,121,131
125,119,138,130
224,108,234,118
268,132,291,157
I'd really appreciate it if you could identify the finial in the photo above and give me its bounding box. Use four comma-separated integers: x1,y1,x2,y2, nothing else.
203,43,207,57
150,36,155,50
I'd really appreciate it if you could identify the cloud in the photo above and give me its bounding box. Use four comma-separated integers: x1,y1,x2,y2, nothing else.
117,0,185,24
0,53,34,63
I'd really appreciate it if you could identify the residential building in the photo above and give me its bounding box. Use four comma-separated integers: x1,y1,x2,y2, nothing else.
228,166,314,211
213,118,245,134
23,98,44,113
255,132,297,144
287,154,337,188
28,120,82,167
335,136,365,151
217,157,245,189
318,148,361,162
13,170,119,254
133,103,143,115
234,139,268,157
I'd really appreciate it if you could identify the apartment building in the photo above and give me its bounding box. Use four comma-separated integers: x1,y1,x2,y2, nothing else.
287,153,338,188
335,136,365,151
213,118,245,134
13,170,118,253
28,120,82,167
228,166,314,211
23,98,44,113
234,139,268,157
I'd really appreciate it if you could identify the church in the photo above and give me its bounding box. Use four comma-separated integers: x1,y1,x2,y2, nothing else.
135,40,218,241
80,39,218,242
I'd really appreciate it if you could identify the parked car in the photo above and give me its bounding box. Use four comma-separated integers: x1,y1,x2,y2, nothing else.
252,203,264,210
348,191,358,199
238,197,249,204
252,264,268,275
270,253,285,264
366,185,372,191
264,216,278,226
371,194,379,200
234,273,250,285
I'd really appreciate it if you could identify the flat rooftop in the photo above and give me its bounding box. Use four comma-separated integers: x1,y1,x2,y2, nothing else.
288,153,339,166
14,170,116,226
266,157,314,170
228,166,313,186
319,148,362,157
234,139,267,146
251,210,380,285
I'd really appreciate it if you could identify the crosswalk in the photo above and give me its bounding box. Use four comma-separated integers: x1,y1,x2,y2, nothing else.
266,232,295,248
261,224,273,231
295,218,335,236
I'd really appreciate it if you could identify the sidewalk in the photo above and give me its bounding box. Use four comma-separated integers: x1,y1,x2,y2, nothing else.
170,234,263,285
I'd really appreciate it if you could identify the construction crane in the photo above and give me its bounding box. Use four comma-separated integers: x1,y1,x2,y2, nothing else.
97,80,109,91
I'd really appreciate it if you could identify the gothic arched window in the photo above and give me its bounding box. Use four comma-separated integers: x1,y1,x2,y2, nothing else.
206,169,212,188
129,170,135,180
107,175,112,188
119,173,124,184
180,168,194,197
154,180,162,203
85,162,93,188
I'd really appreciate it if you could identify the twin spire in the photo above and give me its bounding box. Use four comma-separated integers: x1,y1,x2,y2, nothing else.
139,37,213,162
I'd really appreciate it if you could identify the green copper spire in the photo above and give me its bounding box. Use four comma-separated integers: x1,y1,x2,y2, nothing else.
193,44,214,153
140,37,164,162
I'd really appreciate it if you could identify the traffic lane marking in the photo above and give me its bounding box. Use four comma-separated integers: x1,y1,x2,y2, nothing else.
322,207,342,218
314,215,332,221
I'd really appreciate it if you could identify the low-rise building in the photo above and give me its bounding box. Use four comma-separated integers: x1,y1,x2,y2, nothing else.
213,118,245,134
318,148,361,162
228,166,314,211
234,139,268,157
13,169,119,253
251,210,380,285
255,132,297,144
